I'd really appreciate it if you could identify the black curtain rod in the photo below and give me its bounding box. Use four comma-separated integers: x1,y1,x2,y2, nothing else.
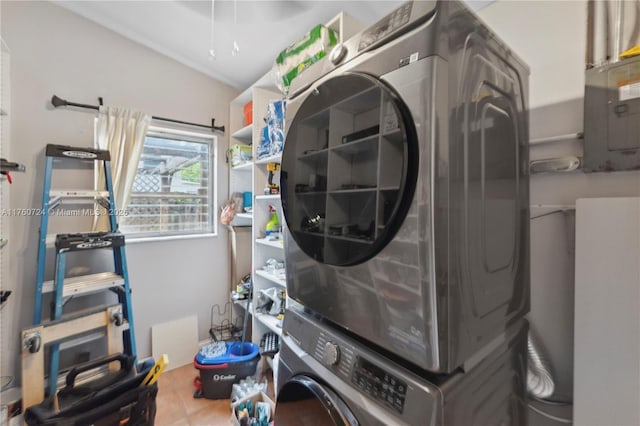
51,95,225,134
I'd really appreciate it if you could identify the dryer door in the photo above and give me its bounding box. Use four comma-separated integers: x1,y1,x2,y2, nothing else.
281,73,418,266
275,375,358,425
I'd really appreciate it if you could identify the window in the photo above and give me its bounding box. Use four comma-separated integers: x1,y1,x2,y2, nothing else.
120,127,217,238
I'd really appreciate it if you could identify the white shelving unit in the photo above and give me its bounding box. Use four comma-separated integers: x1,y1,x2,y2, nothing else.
255,194,280,201
227,12,364,347
255,237,284,250
231,124,253,141
254,269,286,287
253,312,282,335
255,153,282,165
231,162,252,172
252,81,286,338
229,71,284,342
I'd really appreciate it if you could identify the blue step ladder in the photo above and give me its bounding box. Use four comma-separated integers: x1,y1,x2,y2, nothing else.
34,144,137,397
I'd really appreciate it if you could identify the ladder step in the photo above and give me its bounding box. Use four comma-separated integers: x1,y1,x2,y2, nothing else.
49,190,109,198
56,232,125,252
55,318,129,352
42,272,125,297
59,331,106,351
38,311,130,338
46,144,111,161
55,323,130,351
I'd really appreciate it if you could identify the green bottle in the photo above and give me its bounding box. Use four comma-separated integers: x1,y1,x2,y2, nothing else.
265,205,280,236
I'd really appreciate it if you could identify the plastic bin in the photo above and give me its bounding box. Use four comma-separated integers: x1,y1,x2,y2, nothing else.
194,342,260,400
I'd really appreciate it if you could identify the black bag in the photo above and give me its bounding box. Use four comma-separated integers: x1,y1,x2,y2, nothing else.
25,354,158,426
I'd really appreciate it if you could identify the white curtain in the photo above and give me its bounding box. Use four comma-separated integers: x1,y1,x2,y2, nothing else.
93,106,151,231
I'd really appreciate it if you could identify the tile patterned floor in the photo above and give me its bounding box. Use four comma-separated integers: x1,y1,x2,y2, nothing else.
155,363,274,426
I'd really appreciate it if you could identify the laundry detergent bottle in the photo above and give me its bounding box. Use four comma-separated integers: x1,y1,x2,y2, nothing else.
265,205,280,236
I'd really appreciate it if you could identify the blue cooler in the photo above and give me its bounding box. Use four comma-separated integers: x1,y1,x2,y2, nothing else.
194,342,260,400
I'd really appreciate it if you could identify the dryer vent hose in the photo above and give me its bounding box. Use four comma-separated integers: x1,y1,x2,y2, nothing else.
527,331,555,399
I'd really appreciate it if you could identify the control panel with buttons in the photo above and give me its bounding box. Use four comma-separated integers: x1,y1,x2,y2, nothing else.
352,356,407,414
358,2,413,52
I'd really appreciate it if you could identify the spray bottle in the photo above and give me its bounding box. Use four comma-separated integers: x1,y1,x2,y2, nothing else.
265,205,280,236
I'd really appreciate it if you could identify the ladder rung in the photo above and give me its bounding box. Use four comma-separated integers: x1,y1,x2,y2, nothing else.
39,304,129,327
59,331,105,351
49,190,109,198
45,232,124,248
42,272,125,297
56,232,124,252
46,144,110,161
56,322,130,350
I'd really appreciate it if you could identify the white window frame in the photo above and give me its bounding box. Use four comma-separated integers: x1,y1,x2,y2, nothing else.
96,123,218,242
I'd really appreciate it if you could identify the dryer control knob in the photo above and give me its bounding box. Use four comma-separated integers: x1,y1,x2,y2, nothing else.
322,342,341,366
330,44,348,65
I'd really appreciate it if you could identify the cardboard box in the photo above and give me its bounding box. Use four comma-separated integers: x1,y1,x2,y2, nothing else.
230,391,275,426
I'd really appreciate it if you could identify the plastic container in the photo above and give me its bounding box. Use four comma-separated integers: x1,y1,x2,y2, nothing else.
194,342,260,400
242,192,252,211
243,101,253,126
265,205,280,236
196,342,259,365
231,377,268,403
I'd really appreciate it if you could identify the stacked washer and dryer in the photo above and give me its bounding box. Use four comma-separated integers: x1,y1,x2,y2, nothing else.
276,1,530,424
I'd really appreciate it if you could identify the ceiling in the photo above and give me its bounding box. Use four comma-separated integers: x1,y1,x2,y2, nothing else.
53,0,493,91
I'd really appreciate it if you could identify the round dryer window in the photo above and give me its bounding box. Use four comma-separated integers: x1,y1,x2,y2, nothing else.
281,73,418,266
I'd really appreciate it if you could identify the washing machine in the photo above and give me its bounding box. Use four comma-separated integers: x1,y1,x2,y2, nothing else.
276,307,528,426
280,0,530,373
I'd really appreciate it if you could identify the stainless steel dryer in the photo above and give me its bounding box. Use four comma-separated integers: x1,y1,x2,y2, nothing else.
280,0,530,373
276,307,528,426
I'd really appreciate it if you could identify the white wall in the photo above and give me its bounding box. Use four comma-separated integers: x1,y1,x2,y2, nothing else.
0,0,239,379
480,0,587,111
479,0,640,407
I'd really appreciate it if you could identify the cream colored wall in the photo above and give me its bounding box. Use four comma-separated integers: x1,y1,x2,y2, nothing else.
0,0,239,381
479,0,640,405
479,0,587,111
